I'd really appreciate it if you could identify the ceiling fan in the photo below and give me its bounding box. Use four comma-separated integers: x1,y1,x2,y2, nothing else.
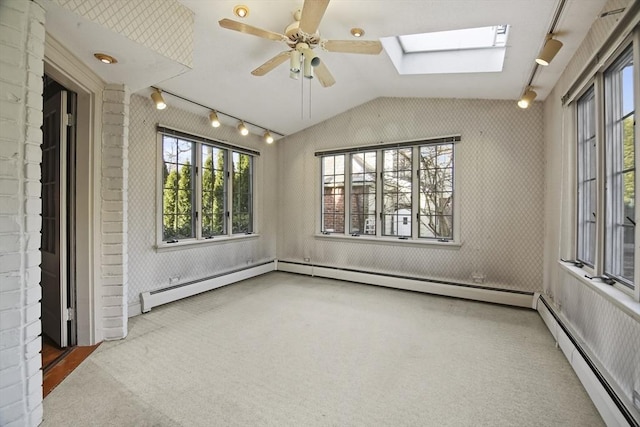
218,0,383,87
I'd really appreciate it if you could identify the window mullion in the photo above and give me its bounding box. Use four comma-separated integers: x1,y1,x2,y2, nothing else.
344,154,351,236
594,73,606,276
195,143,202,240
226,149,232,236
412,146,420,239
376,150,383,237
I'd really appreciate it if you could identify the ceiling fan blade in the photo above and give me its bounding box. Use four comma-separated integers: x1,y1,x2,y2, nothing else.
314,61,335,87
251,51,291,76
219,18,286,42
299,0,330,35
323,40,383,55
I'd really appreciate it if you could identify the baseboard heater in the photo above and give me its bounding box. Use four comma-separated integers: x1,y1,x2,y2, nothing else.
275,260,537,309
140,260,275,313
537,295,639,427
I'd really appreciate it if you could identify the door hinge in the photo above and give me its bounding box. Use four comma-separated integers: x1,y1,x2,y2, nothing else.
65,307,75,321
64,113,75,127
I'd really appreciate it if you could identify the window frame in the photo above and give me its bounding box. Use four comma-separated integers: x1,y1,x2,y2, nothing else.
317,137,460,245
156,127,258,250
572,37,638,299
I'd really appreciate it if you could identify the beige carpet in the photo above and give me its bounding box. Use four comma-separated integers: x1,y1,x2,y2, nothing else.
42,272,604,426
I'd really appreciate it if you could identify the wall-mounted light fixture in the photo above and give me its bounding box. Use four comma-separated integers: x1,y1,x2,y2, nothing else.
536,35,563,66
150,88,167,110
209,111,221,127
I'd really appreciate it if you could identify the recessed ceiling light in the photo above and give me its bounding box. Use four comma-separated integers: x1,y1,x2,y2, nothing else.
234,5,249,18
93,53,117,64
350,28,364,37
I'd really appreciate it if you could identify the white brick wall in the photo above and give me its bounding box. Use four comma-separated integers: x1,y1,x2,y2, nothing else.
101,84,129,340
0,1,45,426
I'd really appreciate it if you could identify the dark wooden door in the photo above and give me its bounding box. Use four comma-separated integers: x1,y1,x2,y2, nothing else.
41,90,68,348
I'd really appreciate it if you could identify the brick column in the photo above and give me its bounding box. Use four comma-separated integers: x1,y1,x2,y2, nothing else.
0,1,46,426
101,85,129,340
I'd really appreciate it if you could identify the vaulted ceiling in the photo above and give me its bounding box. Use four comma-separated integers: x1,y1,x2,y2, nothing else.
43,0,611,138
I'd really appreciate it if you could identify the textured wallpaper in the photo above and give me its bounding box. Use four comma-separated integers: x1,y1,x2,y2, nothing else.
277,97,545,293
52,0,194,67
542,0,639,415
127,95,278,314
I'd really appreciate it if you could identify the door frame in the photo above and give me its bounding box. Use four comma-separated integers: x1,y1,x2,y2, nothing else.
44,35,104,345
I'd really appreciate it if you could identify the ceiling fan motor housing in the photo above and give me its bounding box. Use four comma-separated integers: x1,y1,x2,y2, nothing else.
285,20,320,47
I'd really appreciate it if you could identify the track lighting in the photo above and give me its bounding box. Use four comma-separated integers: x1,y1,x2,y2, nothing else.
237,121,249,136
149,86,284,140
151,89,166,110
209,111,220,127
536,36,563,66
263,131,274,144
518,88,537,109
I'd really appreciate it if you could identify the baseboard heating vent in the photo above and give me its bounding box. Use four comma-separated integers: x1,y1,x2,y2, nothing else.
537,295,640,427
140,260,275,313
276,260,536,308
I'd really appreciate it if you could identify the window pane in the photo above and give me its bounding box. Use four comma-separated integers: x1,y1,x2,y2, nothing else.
419,144,453,239
350,152,376,234
232,152,253,234
382,148,412,236
162,136,194,240
202,145,226,237
322,155,345,233
576,87,597,265
604,46,634,287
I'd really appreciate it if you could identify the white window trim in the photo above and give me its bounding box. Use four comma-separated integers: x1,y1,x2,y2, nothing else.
568,31,640,303
318,139,461,245
155,131,257,250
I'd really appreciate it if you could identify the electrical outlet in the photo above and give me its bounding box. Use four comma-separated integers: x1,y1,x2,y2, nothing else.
471,273,485,284
304,257,310,262
169,276,180,285
247,258,253,265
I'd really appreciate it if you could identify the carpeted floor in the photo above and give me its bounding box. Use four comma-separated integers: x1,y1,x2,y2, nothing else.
42,272,604,426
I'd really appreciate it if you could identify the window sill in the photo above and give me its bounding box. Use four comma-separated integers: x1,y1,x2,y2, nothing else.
314,233,462,249
155,233,260,253
558,261,640,322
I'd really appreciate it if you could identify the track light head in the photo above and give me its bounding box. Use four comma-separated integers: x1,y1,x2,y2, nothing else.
237,121,249,136
518,88,537,109
264,131,274,144
209,111,220,128
536,36,563,66
151,89,166,110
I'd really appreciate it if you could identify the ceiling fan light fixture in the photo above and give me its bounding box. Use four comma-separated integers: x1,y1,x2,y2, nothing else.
264,131,274,144
536,36,563,66
94,53,117,64
237,121,249,136
290,50,301,72
209,111,220,127
517,88,537,109
350,28,364,38
151,88,166,110
233,5,249,18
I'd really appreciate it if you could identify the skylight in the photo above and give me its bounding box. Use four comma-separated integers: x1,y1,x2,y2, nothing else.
381,25,509,75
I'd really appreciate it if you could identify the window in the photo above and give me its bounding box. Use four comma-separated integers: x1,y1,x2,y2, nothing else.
159,129,256,244
574,43,636,291
604,46,635,286
576,87,596,266
319,137,458,241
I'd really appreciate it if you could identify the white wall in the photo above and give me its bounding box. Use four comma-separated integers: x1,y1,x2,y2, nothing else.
0,2,45,425
277,98,545,293
542,0,640,418
126,94,278,316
